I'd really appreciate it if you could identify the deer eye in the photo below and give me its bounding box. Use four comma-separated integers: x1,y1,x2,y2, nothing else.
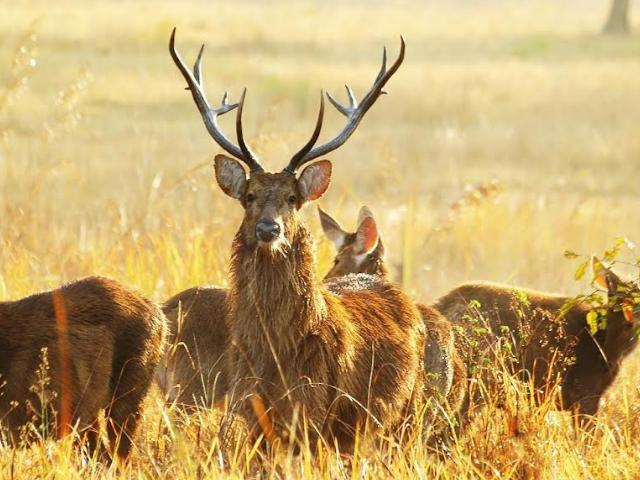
287,194,297,205
246,192,256,203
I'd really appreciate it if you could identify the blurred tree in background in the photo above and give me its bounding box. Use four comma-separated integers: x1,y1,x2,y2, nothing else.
603,0,631,34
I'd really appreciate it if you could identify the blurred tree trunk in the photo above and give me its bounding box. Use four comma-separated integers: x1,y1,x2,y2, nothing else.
603,0,631,34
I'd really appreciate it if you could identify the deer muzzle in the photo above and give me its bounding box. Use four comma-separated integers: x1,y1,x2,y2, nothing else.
255,219,281,244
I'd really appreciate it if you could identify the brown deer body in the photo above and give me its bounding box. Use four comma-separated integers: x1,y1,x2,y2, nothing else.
435,265,639,421
319,206,466,425
0,276,167,460
170,29,424,450
157,286,229,408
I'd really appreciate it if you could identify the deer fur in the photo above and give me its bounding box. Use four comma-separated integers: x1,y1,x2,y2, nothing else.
156,286,229,408
434,259,639,422
157,208,442,424
0,276,167,460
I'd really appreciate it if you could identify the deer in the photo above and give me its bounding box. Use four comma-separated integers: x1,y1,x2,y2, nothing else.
169,29,426,451
154,213,395,410
318,206,466,435
156,285,230,409
0,276,167,461
434,257,640,425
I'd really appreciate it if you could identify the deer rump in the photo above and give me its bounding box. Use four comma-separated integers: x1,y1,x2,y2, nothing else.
0,276,166,459
157,286,230,409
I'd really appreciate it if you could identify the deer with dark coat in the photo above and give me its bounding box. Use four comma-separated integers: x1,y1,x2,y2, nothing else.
435,258,640,424
0,276,167,460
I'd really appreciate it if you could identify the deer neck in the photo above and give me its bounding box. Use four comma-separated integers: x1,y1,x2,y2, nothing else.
605,317,638,365
359,240,387,278
228,224,326,343
368,253,388,279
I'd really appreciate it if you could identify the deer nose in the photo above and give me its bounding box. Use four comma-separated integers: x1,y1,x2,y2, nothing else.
255,220,281,243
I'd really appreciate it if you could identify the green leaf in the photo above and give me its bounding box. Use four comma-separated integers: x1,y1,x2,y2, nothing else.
513,289,530,307
603,239,624,262
467,299,482,310
586,310,598,335
574,260,589,280
599,315,608,331
603,248,619,262
614,237,628,247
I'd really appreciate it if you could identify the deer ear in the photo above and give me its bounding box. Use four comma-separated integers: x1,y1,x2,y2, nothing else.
214,154,247,200
355,216,379,255
318,207,348,250
298,160,332,203
357,205,375,226
592,256,621,295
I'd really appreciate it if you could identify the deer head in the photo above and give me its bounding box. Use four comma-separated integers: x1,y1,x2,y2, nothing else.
592,256,640,359
169,29,404,255
318,206,387,279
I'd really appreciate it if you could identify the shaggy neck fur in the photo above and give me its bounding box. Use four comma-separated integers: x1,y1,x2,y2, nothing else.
228,224,327,356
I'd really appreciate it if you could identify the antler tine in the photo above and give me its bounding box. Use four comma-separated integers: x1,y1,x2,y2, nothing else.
345,85,357,109
284,92,325,174
326,85,357,118
236,89,261,171
169,28,263,171
285,36,405,173
193,44,205,84
376,46,387,83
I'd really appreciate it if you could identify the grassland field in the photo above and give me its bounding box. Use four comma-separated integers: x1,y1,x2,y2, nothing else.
1,0,640,478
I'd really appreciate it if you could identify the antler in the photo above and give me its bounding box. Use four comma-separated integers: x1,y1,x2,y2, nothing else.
169,28,262,172
284,37,406,174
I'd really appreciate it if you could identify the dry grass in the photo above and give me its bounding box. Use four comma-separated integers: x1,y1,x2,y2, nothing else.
1,0,639,477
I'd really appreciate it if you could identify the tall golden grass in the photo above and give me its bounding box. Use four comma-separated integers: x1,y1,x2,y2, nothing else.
1,0,639,477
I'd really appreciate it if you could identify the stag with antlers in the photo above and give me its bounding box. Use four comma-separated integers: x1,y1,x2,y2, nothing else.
169,29,425,451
